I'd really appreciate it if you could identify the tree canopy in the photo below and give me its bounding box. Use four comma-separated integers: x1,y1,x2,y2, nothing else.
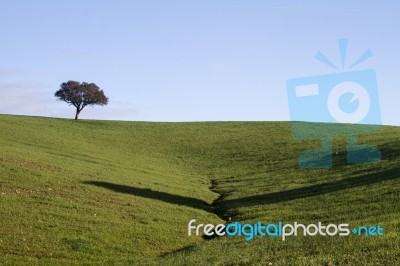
55,81,108,120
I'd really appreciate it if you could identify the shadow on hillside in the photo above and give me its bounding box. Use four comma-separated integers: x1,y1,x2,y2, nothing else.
379,143,400,160
82,181,212,212
221,167,400,209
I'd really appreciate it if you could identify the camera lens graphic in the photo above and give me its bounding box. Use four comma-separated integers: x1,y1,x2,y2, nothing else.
327,81,371,123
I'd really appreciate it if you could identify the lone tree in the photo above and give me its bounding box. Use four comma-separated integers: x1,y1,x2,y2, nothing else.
55,80,108,120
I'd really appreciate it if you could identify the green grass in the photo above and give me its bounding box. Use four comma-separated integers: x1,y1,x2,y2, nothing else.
0,114,399,265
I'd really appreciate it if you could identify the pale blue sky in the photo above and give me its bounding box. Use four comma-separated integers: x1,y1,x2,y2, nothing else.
0,0,399,124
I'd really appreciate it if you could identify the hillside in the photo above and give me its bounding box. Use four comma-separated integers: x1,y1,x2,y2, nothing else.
0,115,399,265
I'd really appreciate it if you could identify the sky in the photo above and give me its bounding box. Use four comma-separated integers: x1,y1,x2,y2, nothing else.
0,0,399,124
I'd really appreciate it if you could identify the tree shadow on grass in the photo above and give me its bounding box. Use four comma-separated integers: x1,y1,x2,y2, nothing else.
82,181,212,212
220,166,400,209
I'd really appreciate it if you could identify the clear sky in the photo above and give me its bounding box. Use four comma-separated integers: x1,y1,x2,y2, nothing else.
0,0,399,124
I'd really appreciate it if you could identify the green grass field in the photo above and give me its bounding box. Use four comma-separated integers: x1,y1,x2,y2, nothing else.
0,114,399,265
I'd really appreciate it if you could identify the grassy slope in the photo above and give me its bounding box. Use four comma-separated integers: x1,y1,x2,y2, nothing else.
0,115,399,265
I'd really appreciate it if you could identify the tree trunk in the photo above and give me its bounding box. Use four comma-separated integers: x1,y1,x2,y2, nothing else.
75,108,80,120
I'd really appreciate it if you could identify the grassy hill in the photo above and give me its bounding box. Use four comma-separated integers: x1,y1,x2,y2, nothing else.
0,114,399,265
